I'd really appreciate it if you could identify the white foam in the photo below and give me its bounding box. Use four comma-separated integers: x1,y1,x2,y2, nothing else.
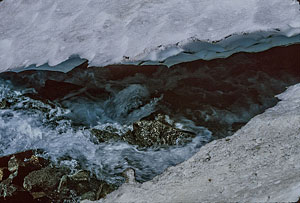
0,80,212,183
0,0,299,72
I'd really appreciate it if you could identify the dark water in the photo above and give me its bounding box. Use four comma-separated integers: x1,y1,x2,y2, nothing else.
0,44,299,184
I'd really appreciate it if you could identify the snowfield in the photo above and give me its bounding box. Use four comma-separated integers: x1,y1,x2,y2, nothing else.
0,0,299,71
83,83,300,202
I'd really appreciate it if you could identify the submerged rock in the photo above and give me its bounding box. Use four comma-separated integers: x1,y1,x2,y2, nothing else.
0,99,7,109
0,150,116,202
38,79,84,100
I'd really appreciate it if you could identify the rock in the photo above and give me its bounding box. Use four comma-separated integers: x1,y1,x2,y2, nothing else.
0,169,35,202
81,191,97,201
122,168,136,184
123,115,196,148
91,114,196,148
23,166,65,192
0,168,9,181
31,191,47,199
0,150,51,201
0,150,116,201
57,169,116,201
0,99,7,109
7,156,19,172
90,129,121,143
69,170,90,181
0,150,48,183
95,181,116,200
0,178,16,197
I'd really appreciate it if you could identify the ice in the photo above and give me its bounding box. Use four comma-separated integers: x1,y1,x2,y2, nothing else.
13,57,86,73
277,83,300,101
0,0,299,72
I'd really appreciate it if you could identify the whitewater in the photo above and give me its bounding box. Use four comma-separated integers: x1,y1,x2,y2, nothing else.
0,0,300,71
0,0,300,201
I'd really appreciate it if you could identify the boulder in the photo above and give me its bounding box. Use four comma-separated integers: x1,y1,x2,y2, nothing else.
91,114,196,148
123,114,196,148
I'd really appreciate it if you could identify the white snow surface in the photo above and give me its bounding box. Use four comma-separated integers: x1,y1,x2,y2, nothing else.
0,0,300,72
84,83,300,202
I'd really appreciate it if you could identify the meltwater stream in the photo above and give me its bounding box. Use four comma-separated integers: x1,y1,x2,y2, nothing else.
0,44,299,185
0,79,211,184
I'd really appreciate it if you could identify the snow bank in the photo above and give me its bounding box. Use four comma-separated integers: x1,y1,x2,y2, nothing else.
0,0,299,71
85,83,300,202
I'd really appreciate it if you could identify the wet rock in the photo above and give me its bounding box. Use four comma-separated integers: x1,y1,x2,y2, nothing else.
81,191,96,200
0,150,48,181
91,129,121,143
95,181,116,200
31,191,47,199
123,115,196,148
0,99,7,109
122,168,136,184
7,156,19,172
91,114,196,148
57,170,116,201
0,150,116,202
23,166,65,192
0,178,15,197
0,168,9,181
0,150,50,201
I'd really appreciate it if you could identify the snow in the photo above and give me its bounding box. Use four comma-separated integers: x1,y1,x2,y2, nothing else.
0,0,299,72
277,83,300,101
84,83,300,203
